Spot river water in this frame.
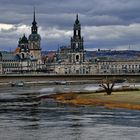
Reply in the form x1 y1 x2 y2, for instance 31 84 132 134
0 84 140 140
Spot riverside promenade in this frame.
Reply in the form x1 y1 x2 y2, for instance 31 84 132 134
0 74 140 84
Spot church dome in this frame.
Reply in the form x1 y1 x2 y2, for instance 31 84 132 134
19 34 28 44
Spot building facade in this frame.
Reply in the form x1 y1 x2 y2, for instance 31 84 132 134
97 60 140 74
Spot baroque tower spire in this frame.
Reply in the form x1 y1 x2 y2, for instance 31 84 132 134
31 7 38 34
33 7 36 24
71 14 83 52
28 7 41 65
70 14 84 63
75 14 79 24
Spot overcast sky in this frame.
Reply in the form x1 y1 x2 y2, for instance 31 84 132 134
0 0 140 51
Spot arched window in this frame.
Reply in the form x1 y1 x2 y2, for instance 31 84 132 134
0 53 2 61
76 55 79 62
22 53 24 59
76 30 78 35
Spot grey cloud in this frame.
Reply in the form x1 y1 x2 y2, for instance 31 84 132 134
0 0 140 51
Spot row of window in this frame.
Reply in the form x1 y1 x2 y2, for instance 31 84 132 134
3 63 19 67
64 68 89 74
100 64 140 69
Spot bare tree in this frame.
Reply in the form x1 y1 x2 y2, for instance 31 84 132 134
99 77 116 95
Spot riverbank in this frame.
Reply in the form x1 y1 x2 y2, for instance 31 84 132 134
48 90 140 110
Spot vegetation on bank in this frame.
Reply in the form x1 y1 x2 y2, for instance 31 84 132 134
48 88 140 110
82 91 140 105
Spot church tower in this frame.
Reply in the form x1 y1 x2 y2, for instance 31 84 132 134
70 14 84 63
28 8 42 67
17 34 30 60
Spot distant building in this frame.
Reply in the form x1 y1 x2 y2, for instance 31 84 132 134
0 51 20 74
97 59 140 74
0 9 42 74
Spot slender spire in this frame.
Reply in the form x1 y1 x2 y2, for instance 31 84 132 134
76 14 78 20
75 14 80 24
34 7 35 22
31 7 37 34
32 7 37 25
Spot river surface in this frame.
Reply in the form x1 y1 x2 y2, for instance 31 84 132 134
0 83 140 140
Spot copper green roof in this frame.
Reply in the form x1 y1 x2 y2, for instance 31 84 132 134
19 34 28 44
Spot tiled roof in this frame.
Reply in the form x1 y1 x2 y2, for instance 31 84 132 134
0 51 37 62
0 52 19 61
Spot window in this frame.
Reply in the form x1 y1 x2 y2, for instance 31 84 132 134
76 30 78 35
22 53 24 59
76 43 78 48
76 55 79 62
76 70 79 74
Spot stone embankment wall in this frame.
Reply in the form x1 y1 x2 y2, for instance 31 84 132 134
0 74 140 84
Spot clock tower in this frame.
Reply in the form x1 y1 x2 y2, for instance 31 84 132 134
28 8 42 67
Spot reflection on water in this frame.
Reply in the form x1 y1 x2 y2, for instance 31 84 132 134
0 84 140 140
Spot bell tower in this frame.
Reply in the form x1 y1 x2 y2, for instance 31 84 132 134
71 14 84 52
28 8 42 68
18 34 29 59
70 14 84 63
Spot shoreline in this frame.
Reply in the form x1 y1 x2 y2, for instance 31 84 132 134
0 80 99 87
47 90 140 110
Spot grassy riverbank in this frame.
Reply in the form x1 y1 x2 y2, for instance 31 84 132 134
48 90 140 110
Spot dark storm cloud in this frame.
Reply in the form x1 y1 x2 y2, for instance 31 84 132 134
2 0 140 26
0 0 140 51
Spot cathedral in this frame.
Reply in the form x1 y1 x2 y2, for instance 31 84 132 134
54 15 96 74
14 8 42 72
57 14 85 64
16 8 42 67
